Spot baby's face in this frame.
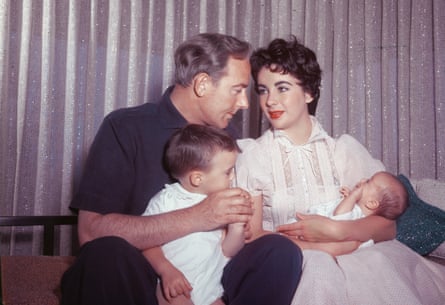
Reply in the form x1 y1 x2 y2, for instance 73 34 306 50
353 175 382 206
199 150 238 194
355 172 395 207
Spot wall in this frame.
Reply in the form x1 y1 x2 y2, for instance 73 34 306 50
0 0 444 255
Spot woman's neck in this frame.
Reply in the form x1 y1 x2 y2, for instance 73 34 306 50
285 115 313 145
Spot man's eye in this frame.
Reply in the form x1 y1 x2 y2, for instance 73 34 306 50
232 88 243 95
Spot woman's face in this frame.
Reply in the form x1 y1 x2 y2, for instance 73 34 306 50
256 67 313 133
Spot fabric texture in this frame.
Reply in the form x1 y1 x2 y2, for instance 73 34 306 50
70 86 239 216
236 118 445 304
292 240 445 305
70 86 186 215
143 183 228 305
3 1 444 257
61 236 159 305
307 198 364 220
307 199 374 249
396 175 445 255
236 116 385 231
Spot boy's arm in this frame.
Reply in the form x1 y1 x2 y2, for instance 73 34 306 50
222 194 272 256
222 222 245 257
143 247 192 301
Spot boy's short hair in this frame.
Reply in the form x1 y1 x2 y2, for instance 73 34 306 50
164 124 240 180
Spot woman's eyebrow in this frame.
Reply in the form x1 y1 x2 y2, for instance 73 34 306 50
274 80 293 86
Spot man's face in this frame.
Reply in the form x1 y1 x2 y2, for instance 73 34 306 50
200 57 250 129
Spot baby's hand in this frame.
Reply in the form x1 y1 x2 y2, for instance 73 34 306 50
339 186 350 198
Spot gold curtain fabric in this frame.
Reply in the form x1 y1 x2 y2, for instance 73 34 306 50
1 0 444 255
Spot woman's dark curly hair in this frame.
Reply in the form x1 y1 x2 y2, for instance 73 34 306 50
250 36 322 115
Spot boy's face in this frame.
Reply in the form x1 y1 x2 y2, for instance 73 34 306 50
199 150 238 194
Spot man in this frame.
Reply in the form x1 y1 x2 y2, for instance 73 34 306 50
61 33 302 305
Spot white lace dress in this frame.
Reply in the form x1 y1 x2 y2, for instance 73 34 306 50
236 116 384 230
236 116 445 305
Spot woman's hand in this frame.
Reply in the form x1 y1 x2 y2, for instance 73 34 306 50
276 213 344 242
277 212 396 243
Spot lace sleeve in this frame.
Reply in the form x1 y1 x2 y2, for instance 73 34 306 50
235 138 271 196
334 134 385 189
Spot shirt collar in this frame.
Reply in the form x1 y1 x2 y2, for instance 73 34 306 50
272 116 329 146
157 86 188 129
157 85 240 139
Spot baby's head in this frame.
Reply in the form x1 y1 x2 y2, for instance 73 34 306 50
164 124 240 194
359 172 408 220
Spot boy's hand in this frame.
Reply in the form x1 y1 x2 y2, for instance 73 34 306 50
160 266 192 302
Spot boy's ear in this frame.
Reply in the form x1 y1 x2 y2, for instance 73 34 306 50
190 171 203 187
193 73 210 97
365 200 380 211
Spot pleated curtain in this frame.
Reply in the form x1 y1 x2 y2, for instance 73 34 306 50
0 0 444 255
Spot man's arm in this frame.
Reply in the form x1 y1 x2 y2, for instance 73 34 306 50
276 213 395 243
78 187 254 249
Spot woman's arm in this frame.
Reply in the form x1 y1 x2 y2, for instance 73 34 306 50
293 239 361 256
276 213 396 243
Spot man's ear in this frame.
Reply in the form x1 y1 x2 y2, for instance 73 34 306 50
190 171 203 187
193 73 210 97
365 200 380 211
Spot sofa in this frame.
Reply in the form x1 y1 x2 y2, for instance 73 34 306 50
1 177 444 305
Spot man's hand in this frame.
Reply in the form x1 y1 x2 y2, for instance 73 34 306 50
243 221 252 241
194 187 253 231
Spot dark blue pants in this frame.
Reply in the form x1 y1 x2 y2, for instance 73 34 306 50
61 234 302 305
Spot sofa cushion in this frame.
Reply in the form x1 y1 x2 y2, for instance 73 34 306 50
396 175 445 255
0 256 75 305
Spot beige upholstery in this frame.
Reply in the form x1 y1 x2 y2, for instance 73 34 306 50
0 256 74 305
0 178 443 304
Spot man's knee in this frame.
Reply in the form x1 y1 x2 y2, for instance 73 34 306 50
254 234 302 259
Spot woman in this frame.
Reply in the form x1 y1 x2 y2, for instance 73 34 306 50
236 36 445 304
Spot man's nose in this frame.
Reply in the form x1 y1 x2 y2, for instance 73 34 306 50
237 91 249 109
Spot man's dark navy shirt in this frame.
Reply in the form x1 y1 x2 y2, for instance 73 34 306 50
71 87 239 215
